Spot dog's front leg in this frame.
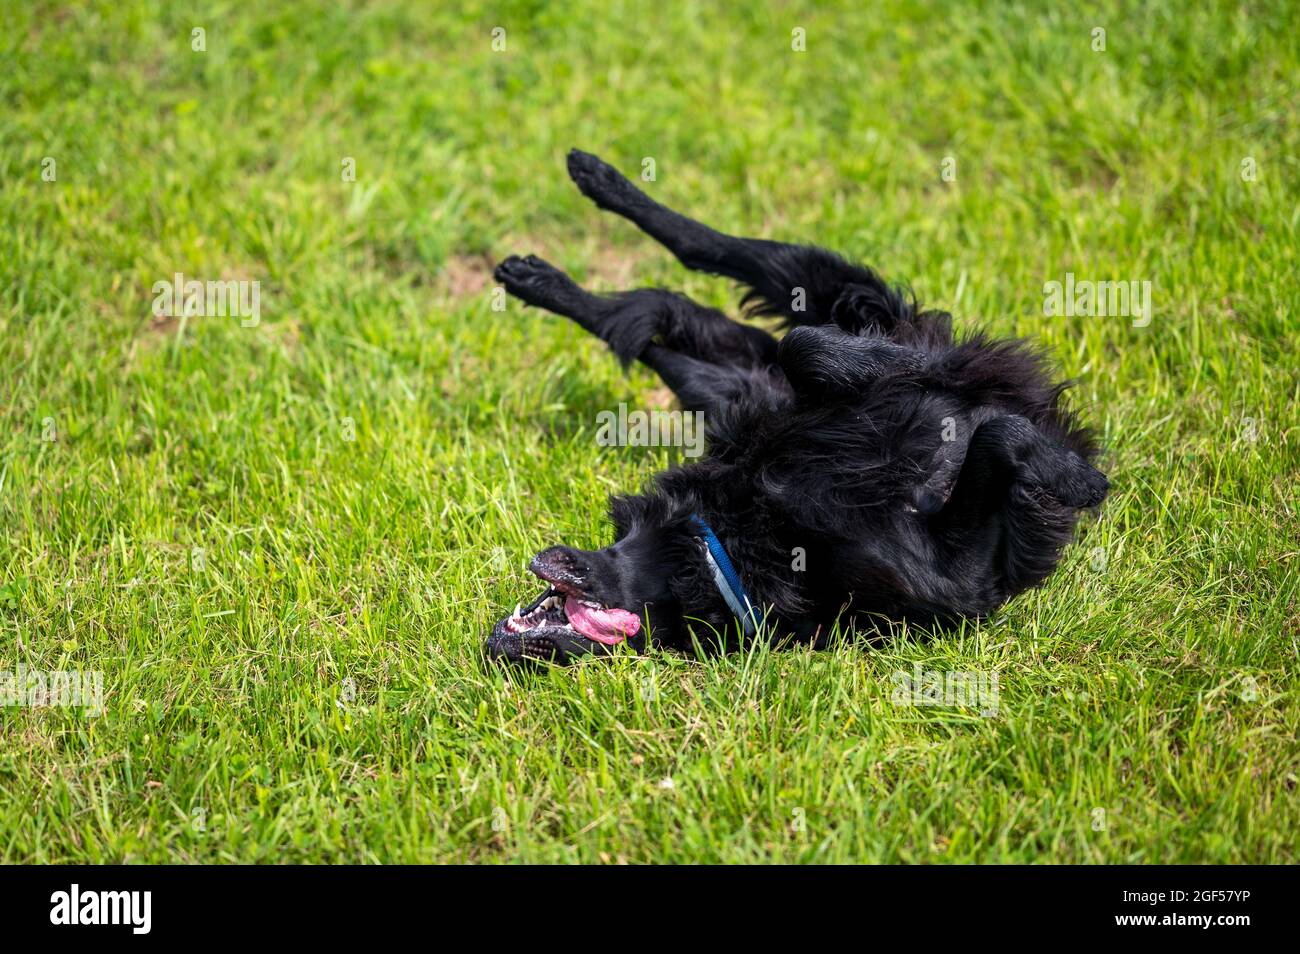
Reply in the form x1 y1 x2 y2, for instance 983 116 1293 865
930 414 1108 594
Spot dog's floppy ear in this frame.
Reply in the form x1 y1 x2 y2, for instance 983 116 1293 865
778 325 925 397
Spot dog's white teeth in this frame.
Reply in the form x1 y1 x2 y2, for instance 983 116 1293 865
513 603 521 618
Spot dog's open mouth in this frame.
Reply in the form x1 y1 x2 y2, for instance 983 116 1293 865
486 560 641 662
503 585 639 644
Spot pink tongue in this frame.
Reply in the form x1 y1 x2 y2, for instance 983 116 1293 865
564 595 641 645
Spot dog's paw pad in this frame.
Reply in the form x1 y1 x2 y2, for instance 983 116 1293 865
493 254 570 306
492 255 523 283
495 254 552 281
566 149 637 208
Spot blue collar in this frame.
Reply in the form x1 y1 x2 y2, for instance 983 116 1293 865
690 516 763 636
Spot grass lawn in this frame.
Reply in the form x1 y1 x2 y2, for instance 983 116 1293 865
1 0 1297 863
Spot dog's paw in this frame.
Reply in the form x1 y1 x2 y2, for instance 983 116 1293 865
1023 443 1110 510
567 149 641 210
1057 461 1109 510
493 254 566 304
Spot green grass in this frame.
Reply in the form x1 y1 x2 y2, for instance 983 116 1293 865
1 0 1297 863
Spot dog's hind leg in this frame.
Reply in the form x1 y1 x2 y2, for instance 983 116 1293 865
565 149 932 338
494 254 777 369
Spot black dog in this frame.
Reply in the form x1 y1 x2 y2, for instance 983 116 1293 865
486 150 1108 664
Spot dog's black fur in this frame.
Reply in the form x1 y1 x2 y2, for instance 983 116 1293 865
485 150 1108 664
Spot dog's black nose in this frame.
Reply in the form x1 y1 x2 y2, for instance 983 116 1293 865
529 546 591 588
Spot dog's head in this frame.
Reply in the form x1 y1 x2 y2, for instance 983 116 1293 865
485 497 709 664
